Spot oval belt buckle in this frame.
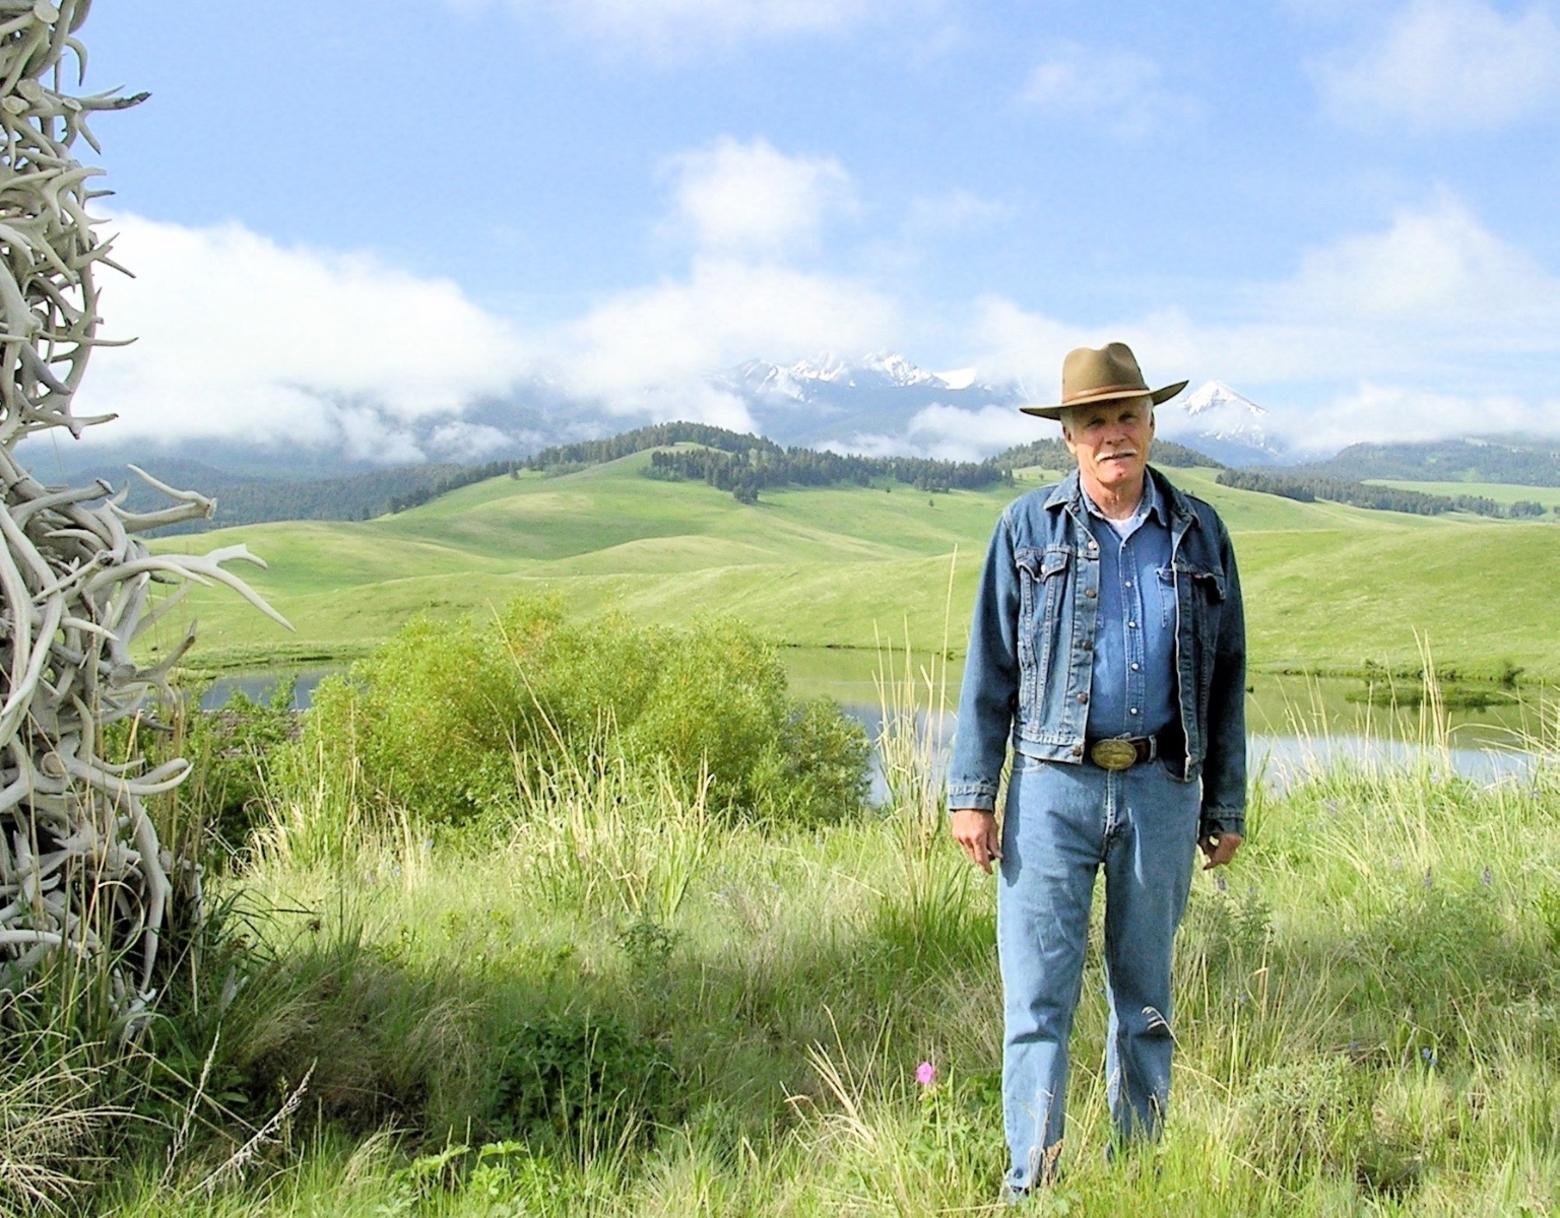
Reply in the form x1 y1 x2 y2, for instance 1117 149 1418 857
1089 738 1137 771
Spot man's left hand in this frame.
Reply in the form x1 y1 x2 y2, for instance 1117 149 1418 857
1199 830 1243 870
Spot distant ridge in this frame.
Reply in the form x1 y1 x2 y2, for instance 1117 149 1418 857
42 419 1226 533
1283 437 1560 487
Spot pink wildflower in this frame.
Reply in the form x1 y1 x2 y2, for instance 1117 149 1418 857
915 1061 937 1086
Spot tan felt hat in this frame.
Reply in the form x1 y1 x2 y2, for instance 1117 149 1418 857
1019 341 1188 419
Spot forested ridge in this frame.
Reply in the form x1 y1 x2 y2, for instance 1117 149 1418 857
1216 468 1553 518
1292 437 1560 486
60 458 474 536
90 420 1553 533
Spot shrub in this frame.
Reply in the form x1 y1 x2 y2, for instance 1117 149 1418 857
269 594 871 830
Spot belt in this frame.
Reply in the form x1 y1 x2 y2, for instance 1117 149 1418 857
1084 727 1182 771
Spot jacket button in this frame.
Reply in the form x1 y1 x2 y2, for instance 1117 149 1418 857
1085 587 1097 599
1071 744 1084 757
1081 639 1093 651
1077 692 1088 704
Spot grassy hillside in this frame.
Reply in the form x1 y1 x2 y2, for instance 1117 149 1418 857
145 446 1560 680
1365 479 1560 510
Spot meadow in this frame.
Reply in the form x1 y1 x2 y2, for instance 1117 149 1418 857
145 447 1560 684
4 451 1544 1215
1364 481 1560 510
7 607 1557 1217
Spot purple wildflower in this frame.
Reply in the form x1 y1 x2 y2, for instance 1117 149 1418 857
915 1061 937 1087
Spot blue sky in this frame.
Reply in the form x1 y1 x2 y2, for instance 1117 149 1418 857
65 0 1560 460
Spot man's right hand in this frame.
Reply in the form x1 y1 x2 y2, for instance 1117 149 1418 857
950 808 1002 875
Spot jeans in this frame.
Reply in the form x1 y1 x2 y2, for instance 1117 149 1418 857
997 752 1201 1189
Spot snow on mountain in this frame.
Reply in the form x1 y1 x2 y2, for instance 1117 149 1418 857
789 352 854 385
861 350 942 387
1160 380 1285 465
713 352 1026 448
733 351 950 396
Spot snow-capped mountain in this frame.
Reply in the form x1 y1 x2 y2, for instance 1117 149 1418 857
1159 380 1285 466
715 352 1024 448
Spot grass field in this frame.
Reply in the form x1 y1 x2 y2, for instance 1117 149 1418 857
145 447 1560 681
59 653 1560 1218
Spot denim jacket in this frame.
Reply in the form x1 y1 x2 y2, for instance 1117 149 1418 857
946 465 1247 837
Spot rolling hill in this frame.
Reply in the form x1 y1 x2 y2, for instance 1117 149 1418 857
143 445 1560 682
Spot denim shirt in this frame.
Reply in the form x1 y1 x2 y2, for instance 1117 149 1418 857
945 465 1248 837
1078 477 1177 739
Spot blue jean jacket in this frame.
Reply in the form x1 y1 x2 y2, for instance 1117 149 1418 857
946 466 1247 837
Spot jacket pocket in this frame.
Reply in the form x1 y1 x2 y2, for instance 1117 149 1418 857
1156 565 1177 628
1014 546 1070 715
1190 568 1226 601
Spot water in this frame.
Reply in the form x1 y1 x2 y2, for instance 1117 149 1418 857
841 702 1544 806
200 654 1550 805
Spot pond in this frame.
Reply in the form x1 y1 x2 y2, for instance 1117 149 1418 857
200 648 1551 805
780 646 1550 801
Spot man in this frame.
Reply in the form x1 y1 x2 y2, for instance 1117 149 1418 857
945 341 1247 1195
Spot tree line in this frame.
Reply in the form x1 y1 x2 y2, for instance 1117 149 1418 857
385 458 522 514
523 421 782 471
643 443 1011 502
1294 438 1560 486
1215 469 1554 519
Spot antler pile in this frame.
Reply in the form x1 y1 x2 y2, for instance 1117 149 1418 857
0 0 288 1018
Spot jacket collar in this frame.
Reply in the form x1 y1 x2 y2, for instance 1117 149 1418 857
1044 464 1197 531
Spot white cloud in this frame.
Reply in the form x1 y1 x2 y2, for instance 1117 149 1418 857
1282 194 1560 330
1019 40 1200 138
1273 383 1560 453
822 403 1044 463
461 0 896 54
551 256 899 421
55 207 900 456
909 403 1043 460
428 420 517 461
336 407 427 465
76 214 532 459
662 137 856 255
1314 0 1560 130
965 194 1560 410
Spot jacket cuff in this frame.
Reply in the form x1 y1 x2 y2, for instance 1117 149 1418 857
1199 809 1245 837
946 781 998 815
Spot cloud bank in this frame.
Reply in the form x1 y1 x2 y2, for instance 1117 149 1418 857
65 178 1560 467
75 215 533 460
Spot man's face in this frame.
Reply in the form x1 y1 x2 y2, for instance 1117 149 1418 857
1061 397 1155 492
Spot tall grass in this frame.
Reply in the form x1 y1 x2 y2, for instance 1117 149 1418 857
24 611 1555 1215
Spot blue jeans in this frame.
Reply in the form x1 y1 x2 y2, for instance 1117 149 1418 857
997 754 1201 1189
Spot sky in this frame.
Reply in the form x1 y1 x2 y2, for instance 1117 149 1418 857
53 0 1560 461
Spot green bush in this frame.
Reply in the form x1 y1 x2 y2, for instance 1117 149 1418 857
269 593 871 829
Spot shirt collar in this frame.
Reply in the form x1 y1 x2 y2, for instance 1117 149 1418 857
1080 473 1162 527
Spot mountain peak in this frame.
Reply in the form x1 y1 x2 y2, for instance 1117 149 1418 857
1180 380 1267 418
860 350 941 387
1160 380 1283 464
789 353 854 385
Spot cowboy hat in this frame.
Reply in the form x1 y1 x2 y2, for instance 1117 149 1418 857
1019 341 1188 419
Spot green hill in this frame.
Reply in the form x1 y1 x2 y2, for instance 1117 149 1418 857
1292 437 1560 486
144 446 1560 681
